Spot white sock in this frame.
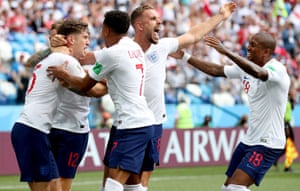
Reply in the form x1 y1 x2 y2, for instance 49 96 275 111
104 178 123 191
123 184 148 191
124 184 143 191
221 184 228 191
226 184 251 191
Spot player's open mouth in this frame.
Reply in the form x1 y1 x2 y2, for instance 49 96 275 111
154 28 160 39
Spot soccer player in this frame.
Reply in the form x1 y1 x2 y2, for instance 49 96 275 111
179 31 290 191
25 20 107 191
46 10 155 191
10 19 91 191
121 2 236 191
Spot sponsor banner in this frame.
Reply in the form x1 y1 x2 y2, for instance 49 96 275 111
1 128 300 175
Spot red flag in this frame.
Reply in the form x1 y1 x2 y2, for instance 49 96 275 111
203 0 212 16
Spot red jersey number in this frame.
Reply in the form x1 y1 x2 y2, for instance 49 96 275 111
136 64 144 96
26 64 42 95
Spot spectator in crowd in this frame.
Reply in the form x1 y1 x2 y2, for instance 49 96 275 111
197 115 213 128
283 89 298 172
211 83 235 106
273 87 298 172
10 52 31 104
7 6 27 33
175 1 190 35
282 22 299 59
236 114 248 128
28 9 48 33
174 96 194 129
99 111 113 129
166 64 187 104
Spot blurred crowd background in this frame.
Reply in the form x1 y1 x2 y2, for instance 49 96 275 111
0 0 299 128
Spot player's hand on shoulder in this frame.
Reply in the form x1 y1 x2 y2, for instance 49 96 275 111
58 79 71 88
47 60 69 81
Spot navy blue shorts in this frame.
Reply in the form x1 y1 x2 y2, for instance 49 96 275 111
10 123 59 182
103 126 117 166
142 124 163 171
106 125 154 174
48 128 89 178
226 142 284 186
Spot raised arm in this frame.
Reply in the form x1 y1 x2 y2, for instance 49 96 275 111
177 2 236 49
170 50 225 77
204 36 268 81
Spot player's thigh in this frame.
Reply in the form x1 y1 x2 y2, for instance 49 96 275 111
50 129 89 178
11 123 59 182
141 124 163 172
108 125 153 174
225 142 248 178
103 126 117 166
232 144 283 186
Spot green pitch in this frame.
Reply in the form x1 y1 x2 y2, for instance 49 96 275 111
1 163 299 191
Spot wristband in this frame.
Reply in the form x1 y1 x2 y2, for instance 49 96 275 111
182 52 191 63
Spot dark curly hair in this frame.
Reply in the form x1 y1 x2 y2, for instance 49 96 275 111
103 10 130 34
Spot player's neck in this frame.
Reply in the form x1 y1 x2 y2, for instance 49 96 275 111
105 34 126 47
55 47 71 55
134 36 151 52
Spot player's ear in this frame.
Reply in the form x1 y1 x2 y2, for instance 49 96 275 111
263 48 272 59
134 21 144 31
102 25 110 38
66 34 75 45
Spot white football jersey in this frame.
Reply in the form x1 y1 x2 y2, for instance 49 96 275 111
89 37 155 129
224 58 290 149
144 38 178 124
17 53 79 134
51 64 91 134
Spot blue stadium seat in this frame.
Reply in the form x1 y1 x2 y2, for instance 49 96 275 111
10 42 23 56
37 33 48 44
22 42 35 55
26 33 36 44
0 73 8 81
13 32 27 44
